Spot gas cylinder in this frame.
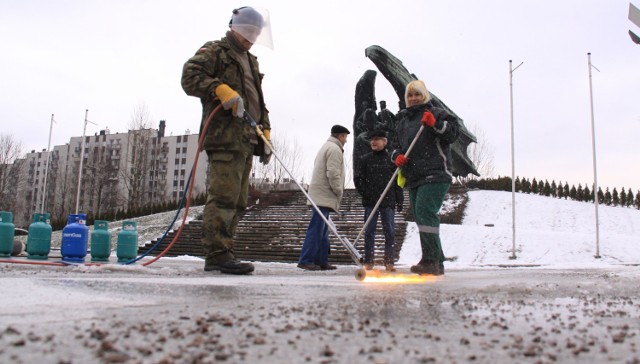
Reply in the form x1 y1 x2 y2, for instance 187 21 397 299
0 211 15 257
116 220 138 263
61 214 89 262
26 213 52 260
90 220 111 262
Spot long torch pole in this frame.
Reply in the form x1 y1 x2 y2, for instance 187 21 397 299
588 52 601 259
40 114 54 214
75 109 89 214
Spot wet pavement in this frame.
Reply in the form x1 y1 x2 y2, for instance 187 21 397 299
0 258 639 363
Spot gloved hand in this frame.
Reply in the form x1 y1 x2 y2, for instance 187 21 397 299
263 129 271 144
214 84 245 117
421 111 436 127
259 153 271 164
396 204 403 212
259 128 272 165
395 154 408 167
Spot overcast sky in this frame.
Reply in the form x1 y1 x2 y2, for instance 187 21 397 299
1 0 638 191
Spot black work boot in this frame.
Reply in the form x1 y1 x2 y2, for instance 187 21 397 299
297 263 321 271
410 261 442 276
319 263 337 270
205 259 254 275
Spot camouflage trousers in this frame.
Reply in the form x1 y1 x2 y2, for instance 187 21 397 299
202 149 253 264
408 182 450 263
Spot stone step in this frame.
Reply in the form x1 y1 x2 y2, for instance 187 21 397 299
140 189 409 265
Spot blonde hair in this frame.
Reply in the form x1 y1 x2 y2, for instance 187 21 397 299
404 80 431 107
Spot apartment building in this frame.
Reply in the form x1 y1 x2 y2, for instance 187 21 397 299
12 121 208 227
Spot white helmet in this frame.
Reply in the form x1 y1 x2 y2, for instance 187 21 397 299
229 7 273 49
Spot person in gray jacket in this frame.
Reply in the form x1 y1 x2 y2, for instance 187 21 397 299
297 125 350 271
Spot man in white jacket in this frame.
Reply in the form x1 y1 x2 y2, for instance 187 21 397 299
297 125 350 271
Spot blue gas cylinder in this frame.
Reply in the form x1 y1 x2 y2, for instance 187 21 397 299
90 220 111 262
0 211 15 257
117 220 138 263
61 213 89 262
26 213 52 260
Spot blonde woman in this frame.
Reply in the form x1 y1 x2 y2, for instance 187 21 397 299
391 80 460 276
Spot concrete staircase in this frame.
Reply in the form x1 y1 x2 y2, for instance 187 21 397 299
139 189 408 265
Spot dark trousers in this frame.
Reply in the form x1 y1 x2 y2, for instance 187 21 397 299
298 207 331 266
363 207 395 265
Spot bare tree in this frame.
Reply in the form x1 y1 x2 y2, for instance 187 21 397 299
11 160 29 225
50 153 76 225
47 142 121 224
84 146 120 218
128 102 153 131
251 132 304 190
122 102 154 211
0 134 24 211
457 123 495 184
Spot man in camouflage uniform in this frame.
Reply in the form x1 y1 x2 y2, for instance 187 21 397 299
181 7 272 274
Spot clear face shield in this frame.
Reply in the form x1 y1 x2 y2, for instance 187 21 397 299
229 7 273 49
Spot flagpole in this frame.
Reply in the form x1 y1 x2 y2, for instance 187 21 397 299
509 59 523 260
40 114 55 214
587 52 601 259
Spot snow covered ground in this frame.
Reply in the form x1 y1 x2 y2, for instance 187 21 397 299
401 190 640 269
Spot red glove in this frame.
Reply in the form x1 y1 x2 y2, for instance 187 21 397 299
421 111 436 127
395 154 408 167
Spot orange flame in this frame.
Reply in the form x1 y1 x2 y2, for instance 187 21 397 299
362 269 440 284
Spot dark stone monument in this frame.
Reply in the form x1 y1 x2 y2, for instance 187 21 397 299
353 45 480 179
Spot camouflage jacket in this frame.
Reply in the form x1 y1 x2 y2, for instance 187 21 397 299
181 36 270 153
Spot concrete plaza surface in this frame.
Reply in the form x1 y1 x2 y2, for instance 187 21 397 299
0 258 639 363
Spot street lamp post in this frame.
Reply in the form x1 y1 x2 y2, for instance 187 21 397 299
509 59 523 260
40 114 55 214
587 52 601 259
75 109 97 214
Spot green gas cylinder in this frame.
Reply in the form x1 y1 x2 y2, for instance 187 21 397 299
90 220 111 262
0 211 15 257
116 220 138 263
26 213 52 260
